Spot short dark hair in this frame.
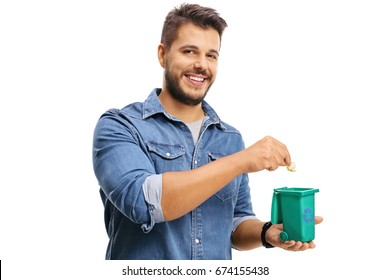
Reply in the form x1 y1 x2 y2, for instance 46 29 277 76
161 3 228 51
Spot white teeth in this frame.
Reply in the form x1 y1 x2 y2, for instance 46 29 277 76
189 76 204 82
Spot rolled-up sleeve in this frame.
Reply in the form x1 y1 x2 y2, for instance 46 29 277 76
232 216 258 233
142 174 165 223
93 110 157 232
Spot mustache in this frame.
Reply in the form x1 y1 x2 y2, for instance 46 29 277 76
192 69 208 77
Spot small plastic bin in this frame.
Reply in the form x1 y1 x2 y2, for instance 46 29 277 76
271 187 319 242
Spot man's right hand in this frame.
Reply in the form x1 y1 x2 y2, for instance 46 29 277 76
241 136 292 173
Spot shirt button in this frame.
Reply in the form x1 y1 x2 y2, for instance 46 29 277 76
194 160 198 165
165 152 171 157
195 239 200 244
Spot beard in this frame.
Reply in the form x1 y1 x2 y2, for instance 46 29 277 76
164 69 212 106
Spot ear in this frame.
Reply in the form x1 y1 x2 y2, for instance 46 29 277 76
157 43 166 68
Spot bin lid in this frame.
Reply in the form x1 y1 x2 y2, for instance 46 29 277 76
274 187 319 196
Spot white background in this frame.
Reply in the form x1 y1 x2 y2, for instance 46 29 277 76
1 0 389 279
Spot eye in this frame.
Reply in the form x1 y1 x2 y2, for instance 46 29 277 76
183 49 195 55
207 53 218 60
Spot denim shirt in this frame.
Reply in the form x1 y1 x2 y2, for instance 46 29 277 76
92 88 256 260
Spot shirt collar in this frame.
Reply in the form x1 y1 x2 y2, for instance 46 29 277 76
142 88 226 129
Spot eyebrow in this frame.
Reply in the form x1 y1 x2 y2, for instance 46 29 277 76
180 45 220 56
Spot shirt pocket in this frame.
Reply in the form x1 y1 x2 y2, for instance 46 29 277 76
146 142 186 173
208 152 238 201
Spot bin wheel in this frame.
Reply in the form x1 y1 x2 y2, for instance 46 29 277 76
280 231 288 242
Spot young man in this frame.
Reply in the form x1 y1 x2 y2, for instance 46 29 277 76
92 3 322 260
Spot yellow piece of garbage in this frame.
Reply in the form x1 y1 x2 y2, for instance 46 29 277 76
287 162 296 172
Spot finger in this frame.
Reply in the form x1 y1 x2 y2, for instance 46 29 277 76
272 142 290 167
265 157 280 171
283 150 291 167
267 153 289 171
308 241 316 249
266 163 278 171
315 216 323 225
283 241 310 252
281 240 296 250
276 141 291 166
299 242 310 251
292 241 303 250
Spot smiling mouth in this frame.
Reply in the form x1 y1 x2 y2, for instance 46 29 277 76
186 75 206 83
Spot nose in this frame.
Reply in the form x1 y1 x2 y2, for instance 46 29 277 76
194 55 208 70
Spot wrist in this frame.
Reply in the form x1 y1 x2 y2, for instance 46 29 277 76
261 221 274 248
236 149 251 174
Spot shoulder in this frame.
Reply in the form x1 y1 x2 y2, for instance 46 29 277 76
202 101 242 136
219 120 241 135
98 89 161 122
97 99 144 123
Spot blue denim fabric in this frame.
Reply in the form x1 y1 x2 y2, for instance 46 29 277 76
92 88 256 260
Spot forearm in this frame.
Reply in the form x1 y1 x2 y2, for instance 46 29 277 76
231 219 264 250
161 135 291 221
161 149 247 221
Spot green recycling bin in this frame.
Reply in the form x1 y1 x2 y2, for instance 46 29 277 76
271 187 319 242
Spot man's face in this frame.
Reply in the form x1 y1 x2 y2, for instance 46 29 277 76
161 23 220 106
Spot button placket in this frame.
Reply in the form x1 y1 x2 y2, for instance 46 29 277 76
195 207 203 259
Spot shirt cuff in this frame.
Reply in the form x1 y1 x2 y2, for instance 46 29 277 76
232 215 258 232
142 174 165 224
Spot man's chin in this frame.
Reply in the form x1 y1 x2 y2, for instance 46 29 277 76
180 96 205 106
184 87 210 102
167 81 210 106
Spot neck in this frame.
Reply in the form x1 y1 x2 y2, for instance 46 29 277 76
158 90 205 123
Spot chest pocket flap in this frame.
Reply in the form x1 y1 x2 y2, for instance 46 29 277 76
146 142 185 159
146 142 186 173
